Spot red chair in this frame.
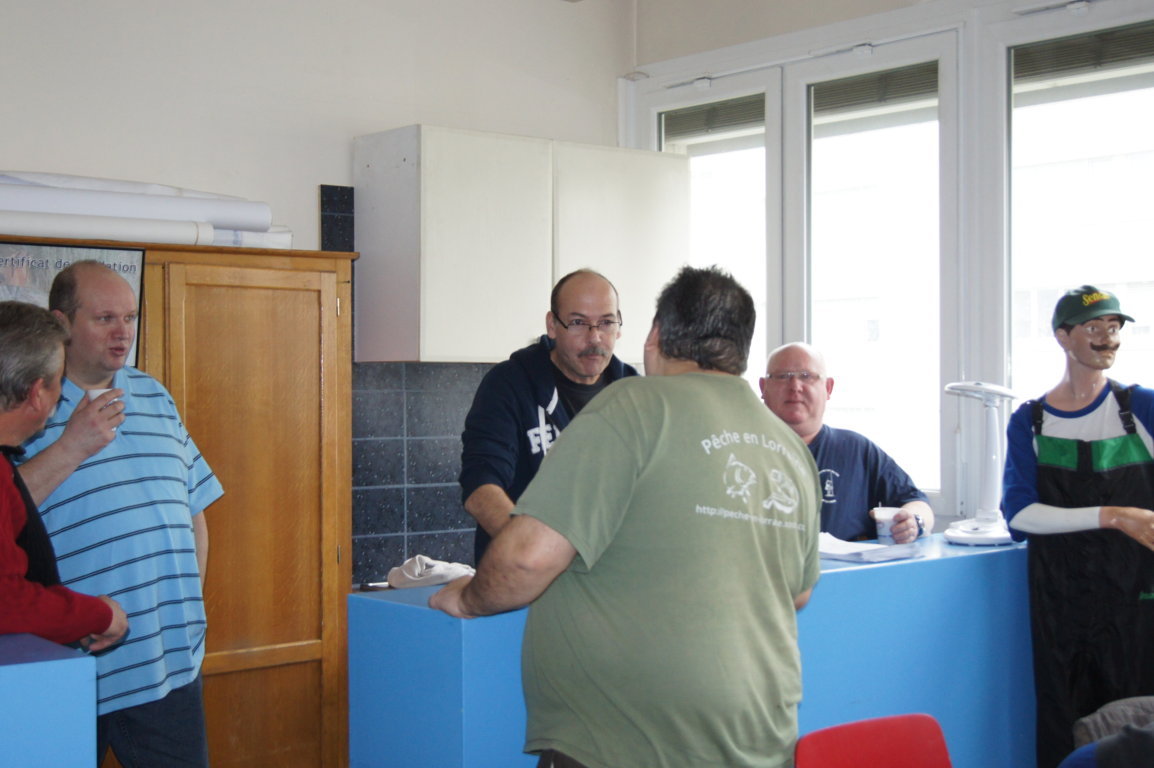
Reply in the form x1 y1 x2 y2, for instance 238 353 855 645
794 713 953 768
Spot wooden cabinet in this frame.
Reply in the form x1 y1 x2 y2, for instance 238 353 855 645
0 235 354 767
353 125 689 365
141 245 354 768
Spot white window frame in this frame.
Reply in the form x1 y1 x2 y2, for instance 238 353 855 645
629 68 783 345
782 30 959 512
621 0 1154 523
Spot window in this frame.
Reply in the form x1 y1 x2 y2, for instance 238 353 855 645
808 62 941 488
661 94 768 389
627 0 1154 521
1009 21 1154 398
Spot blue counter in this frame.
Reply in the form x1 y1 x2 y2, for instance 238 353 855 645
798 536 1034 768
349 586 534 768
0 633 96 767
349 534 1034 767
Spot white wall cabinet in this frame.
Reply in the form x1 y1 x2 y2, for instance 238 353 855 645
354 125 553 362
353 125 688 364
553 141 689 365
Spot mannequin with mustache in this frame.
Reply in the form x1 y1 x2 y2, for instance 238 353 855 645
1001 285 1154 768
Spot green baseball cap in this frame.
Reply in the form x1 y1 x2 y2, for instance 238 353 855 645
1051 285 1135 331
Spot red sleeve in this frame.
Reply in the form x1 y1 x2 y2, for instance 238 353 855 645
0 473 112 644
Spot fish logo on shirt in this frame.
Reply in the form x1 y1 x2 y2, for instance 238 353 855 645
724 454 757 502
723 456 800 515
763 469 800 514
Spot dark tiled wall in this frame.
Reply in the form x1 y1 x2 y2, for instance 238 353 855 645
351 361 491 584
319 185 355 253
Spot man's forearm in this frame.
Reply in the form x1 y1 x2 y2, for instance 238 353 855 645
19 392 123 505
193 513 209 588
1013 503 1099 533
18 443 89 506
1011 503 1154 551
432 515 576 619
464 484 516 537
459 560 553 617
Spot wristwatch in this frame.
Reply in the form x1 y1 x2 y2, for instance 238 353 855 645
914 513 926 538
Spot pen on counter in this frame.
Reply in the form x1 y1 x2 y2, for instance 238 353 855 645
356 581 389 591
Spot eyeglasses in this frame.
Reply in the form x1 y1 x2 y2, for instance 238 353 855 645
552 312 621 334
764 371 823 384
1080 322 1122 338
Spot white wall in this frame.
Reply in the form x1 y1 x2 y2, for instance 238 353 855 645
1 0 633 248
635 0 923 64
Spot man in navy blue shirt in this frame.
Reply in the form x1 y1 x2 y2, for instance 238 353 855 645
459 270 639 562
760 342 932 542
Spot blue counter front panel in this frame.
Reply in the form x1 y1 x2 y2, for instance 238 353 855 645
349 587 535 768
349 535 1035 767
0 633 96 767
798 537 1035 768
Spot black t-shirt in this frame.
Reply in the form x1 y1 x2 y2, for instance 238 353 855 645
3 446 61 586
552 363 610 418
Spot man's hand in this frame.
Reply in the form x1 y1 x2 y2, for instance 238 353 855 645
63 389 126 456
20 389 126 504
428 576 476 619
889 510 919 544
428 515 576 619
86 595 128 652
1102 506 1154 551
888 501 934 544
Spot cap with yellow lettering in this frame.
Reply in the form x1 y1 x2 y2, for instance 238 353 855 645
1052 285 1135 331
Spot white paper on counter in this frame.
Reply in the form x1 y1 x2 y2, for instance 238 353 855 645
0 210 214 246
818 532 923 563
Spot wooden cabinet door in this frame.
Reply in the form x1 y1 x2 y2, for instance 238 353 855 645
161 262 350 767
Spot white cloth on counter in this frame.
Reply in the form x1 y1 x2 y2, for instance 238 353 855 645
386 555 475 588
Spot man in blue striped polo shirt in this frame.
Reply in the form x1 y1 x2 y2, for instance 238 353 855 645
18 260 223 768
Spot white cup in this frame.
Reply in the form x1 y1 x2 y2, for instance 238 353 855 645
874 507 902 544
87 388 113 402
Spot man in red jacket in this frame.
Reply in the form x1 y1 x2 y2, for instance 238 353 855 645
0 300 127 650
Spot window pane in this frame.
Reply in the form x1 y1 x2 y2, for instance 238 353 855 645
687 147 766 387
1010 23 1154 400
662 102 767 389
809 64 941 490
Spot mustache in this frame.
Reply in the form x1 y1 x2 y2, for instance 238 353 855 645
579 346 609 358
1091 343 1120 353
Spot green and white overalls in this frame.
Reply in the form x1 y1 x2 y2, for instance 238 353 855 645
1027 381 1154 768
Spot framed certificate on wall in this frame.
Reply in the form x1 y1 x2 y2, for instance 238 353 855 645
0 242 144 365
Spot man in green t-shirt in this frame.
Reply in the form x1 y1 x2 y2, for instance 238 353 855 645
432 265 821 768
